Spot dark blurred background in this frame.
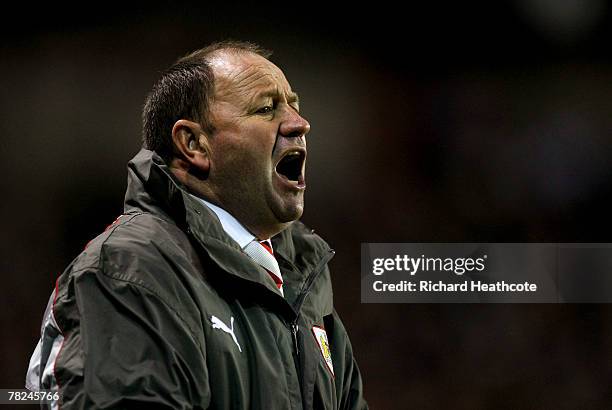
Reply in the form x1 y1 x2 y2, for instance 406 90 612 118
2 1 612 408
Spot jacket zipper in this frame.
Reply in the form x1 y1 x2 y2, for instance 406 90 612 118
288 249 335 358
291 323 300 356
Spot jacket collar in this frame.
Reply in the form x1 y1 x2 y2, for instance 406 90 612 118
123 149 333 307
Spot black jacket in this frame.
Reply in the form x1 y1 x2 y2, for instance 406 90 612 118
27 149 367 409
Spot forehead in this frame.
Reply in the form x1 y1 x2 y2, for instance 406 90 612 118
209 52 292 101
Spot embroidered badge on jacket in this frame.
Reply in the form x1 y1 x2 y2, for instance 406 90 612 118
312 325 334 376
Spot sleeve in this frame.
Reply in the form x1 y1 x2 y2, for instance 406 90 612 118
42 269 210 409
325 309 368 410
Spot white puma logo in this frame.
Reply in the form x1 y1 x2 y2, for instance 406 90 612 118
211 315 242 352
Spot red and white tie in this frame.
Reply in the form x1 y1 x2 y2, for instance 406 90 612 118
243 240 284 296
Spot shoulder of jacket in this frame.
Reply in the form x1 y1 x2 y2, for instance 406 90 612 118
68 211 200 297
86 211 185 254
56 212 206 338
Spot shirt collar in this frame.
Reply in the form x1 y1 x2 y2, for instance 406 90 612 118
190 195 256 249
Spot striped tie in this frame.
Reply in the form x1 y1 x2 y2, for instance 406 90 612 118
243 240 284 296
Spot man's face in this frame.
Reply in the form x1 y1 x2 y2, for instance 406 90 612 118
205 52 310 238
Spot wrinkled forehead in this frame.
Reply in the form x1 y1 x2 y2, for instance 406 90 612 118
209 52 292 101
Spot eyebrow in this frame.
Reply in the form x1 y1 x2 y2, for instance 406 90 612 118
253 89 300 105
287 91 300 104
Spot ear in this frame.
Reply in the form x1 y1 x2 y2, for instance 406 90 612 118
171 119 211 177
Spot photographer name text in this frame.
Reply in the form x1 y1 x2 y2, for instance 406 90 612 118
373 280 537 292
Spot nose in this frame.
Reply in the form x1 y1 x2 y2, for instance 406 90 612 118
279 107 310 139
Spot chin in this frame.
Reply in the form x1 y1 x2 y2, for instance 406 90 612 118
274 203 304 224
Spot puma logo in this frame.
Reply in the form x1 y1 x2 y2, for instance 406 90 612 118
211 315 242 352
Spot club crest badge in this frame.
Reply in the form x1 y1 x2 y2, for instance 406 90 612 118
312 325 334 376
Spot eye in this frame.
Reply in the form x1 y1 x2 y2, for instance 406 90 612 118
255 106 274 114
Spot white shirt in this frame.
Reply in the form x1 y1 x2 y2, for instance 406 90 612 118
190 196 283 295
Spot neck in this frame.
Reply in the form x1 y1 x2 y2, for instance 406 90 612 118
171 167 288 239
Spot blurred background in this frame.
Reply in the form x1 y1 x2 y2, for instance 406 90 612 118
2 1 612 408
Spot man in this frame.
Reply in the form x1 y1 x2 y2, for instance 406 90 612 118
26 41 367 409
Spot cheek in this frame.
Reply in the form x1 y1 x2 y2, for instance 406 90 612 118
210 118 277 170
210 130 247 163
211 140 271 180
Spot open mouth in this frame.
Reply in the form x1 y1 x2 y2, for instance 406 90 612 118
275 149 306 187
